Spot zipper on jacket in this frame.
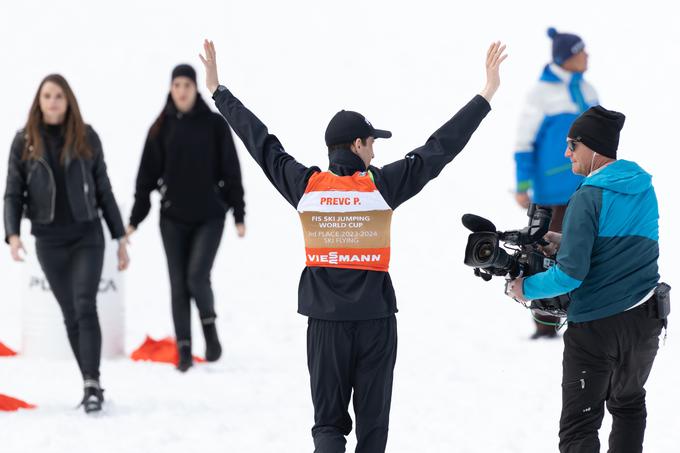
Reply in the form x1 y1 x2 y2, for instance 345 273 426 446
37 157 56 222
26 166 34 185
79 159 94 218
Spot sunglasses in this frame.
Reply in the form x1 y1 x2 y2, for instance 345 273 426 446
567 137 582 152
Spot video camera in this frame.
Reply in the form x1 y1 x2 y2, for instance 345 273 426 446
461 204 570 317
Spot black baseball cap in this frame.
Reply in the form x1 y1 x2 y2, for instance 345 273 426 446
324 110 392 146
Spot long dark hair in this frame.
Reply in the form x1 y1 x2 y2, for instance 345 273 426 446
22 74 91 162
148 94 173 139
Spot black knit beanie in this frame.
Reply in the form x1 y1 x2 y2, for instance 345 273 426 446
568 106 625 159
171 64 197 85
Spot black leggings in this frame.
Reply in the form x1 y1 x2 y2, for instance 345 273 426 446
35 222 105 380
160 216 224 343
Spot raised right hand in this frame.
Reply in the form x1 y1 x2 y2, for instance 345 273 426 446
8 235 26 262
199 39 220 94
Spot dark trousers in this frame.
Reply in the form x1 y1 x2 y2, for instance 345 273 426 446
307 315 397 453
160 216 224 343
35 223 105 380
533 204 567 331
559 302 663 453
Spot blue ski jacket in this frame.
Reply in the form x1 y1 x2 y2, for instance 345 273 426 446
524 160 659 322
514 64 598 205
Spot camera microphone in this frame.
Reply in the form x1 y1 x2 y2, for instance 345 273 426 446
461 214 497 233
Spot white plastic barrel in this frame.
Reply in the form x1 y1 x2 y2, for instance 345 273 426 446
20 219 125 359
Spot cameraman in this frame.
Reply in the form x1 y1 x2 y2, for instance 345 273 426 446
506 106 666 453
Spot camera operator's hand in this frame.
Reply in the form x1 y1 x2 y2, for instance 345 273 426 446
540 231 562 256
505 277 529 303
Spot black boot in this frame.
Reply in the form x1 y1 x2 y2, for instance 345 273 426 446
177 340 193 372
531 313 560 339
202 319 222 362
81 379 104 414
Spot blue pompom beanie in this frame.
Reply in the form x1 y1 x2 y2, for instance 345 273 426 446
547 27 585 65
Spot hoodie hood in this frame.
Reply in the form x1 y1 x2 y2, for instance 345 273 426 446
582 159 651 194
163 93 212 117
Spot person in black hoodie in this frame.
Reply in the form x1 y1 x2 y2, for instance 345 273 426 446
199 40 506 452
4 74 128 413
127 64 245 372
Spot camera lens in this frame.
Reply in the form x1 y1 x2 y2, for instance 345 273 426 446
474 240 495 264
464 232 506 270
477 242 494 260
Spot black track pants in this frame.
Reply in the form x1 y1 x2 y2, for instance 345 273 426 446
35 223 105 380
559 302 663 453
307 315 397 453
160 216 224 343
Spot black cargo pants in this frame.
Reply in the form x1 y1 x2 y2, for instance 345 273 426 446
559 300 664 453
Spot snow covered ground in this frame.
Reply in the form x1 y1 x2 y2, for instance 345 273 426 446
1 1 678 452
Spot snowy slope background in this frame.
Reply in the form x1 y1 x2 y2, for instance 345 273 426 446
1 1 678 452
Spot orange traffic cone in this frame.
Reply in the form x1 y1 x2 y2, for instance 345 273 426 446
130 336 204 365
0 394 36 411
0 342 17 357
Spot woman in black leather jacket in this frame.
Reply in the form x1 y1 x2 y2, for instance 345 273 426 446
126 64 245 372
3 74 128 413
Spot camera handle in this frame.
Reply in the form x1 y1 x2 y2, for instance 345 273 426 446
474 268 493 281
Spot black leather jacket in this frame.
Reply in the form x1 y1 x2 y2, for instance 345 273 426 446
4 125 125 242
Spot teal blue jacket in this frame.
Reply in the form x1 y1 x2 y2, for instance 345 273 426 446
524 160 659 322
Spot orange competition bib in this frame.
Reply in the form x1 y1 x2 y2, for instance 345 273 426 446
297 171 393 272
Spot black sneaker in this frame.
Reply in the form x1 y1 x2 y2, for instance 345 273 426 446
177 341 193 372
202 319 222 362
81 379 104 414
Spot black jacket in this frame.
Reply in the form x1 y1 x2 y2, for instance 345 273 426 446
129 94 245 227
4 125 125 242
213 86 490 320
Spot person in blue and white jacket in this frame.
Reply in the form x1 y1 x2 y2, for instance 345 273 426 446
514 27 599 337
506 106 665 453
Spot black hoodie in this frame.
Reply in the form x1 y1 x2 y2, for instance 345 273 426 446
213 86 490 321
130 94 245 227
